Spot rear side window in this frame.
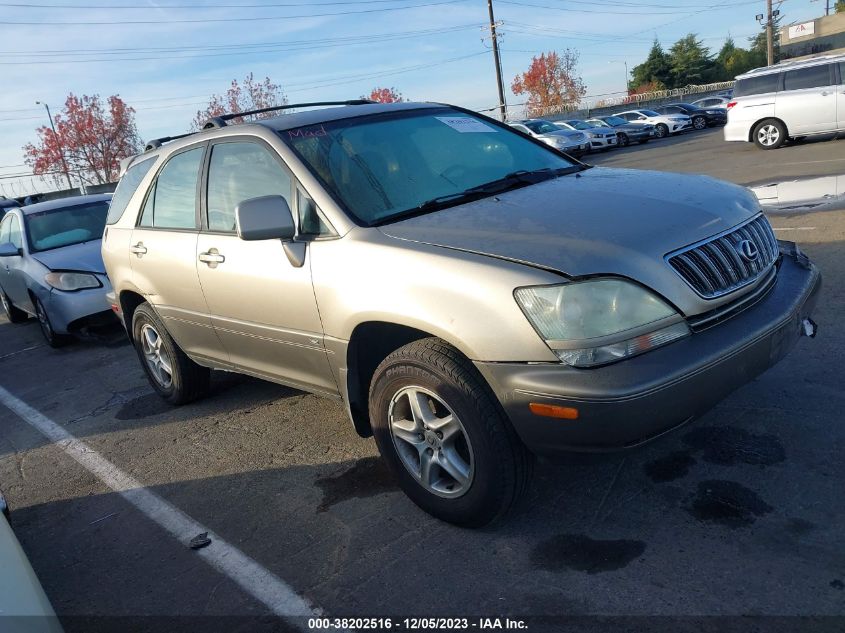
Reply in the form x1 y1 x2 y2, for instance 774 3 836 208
783 64 831 91
734 74 780 97
107 156 155 225
206 142 292 233
139 147 204 229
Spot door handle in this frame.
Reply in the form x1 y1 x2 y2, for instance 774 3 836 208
130 242 147 256
198 249 225 267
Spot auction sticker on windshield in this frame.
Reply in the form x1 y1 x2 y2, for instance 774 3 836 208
435 116 497 133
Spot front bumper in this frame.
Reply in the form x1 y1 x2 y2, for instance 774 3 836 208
476 247 821 454
670 121 692 133
43 274 116 334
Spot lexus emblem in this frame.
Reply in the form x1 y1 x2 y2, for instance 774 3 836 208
737 239 759 262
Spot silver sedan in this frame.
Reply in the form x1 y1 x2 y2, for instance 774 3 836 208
0 194 116 346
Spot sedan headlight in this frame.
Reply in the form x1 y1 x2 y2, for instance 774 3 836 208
514 279 690 367
44 271 101 291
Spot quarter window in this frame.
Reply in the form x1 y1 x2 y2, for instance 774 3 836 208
206 142 292 232
734 74 780 97
783 65 831 91
107 156 156 225
140 147 204 229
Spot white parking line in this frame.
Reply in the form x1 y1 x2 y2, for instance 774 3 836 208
0 384 319 627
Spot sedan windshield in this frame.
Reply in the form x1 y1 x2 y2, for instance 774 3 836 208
282 108 578 225
25 201 109 252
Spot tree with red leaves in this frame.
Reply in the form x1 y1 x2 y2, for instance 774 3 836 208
511 51 586 118
191 73 287 130
23 94 141 187
363 87 404 103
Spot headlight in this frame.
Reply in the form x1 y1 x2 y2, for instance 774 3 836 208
44 271 101 291
514 279 690 367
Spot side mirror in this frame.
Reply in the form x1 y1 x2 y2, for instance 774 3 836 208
0 242 20 257
235 196 296 242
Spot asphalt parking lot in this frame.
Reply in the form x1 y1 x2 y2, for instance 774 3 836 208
1 127 844 632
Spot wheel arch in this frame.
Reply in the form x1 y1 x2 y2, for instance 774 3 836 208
344 321 464 438
118 289 147 341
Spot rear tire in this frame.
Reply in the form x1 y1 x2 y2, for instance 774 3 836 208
654 124 669 138
753 119 787 149
1 290 28 324
369 337 533 527
132 302 210 405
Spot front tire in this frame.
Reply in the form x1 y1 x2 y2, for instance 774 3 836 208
35 297 70 347
1 290 28 324
692 116 707 130
369 338 533 527
617 133 629 147
654 123 669 138
132 303 210 405
753 119 787 149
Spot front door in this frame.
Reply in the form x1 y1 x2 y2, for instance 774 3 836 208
129 143 226 363
196 139 337 395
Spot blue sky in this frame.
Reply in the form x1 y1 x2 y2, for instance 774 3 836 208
0 0 820 196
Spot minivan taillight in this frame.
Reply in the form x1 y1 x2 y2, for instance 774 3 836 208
726 101 737 109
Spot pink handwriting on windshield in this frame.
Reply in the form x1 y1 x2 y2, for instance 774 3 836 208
289 125 328 139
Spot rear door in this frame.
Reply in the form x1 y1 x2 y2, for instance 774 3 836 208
195 138 338 395
129 143 226 363
776 63 837 134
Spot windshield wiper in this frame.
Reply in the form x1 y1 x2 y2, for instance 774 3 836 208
372 166 586 226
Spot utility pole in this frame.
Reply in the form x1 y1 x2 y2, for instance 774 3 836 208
36 101 73 190
766 0 774 66
487 0 507 121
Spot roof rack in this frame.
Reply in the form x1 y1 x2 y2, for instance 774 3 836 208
201 99 374 130
743 53 842 75
143 132 194 152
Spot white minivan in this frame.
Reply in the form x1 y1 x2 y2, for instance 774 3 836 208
724 53 845 149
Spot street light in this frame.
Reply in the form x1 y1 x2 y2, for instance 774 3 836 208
608 60 629 94
35 101 73 190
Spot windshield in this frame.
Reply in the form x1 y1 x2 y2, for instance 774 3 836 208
524 120 560 134
25 201 109 252
282 108 577 225
602 117 626 126
640 110 661 117
567 121 593 130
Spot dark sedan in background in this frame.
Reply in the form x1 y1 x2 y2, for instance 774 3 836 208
653 103 727 130
585 115 656 146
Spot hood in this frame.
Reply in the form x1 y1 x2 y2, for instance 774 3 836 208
31 239 105 274
379 167 762 315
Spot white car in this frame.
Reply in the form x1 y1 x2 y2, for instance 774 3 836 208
508 119 590 156
613 109 692 138
723 53 845 149
690 96 732 109
556 120 618 151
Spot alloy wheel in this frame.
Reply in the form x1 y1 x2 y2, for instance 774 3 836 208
1 293 10 317
757 124 780 147
36 300 52 340
694 117 706 130
140 323 173 389
388 386 474 498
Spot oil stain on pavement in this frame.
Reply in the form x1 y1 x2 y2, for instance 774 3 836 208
315 456 398 512
531 534 646 574
688 480 773 527
682 426 786 466
644 451 697 483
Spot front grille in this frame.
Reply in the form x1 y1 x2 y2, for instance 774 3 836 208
666 214 779 299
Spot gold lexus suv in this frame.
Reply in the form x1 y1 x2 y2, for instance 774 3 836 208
103 100 820 526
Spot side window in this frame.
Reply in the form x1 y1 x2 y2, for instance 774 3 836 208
840 62 845 84
206 142 292 232
107 156 156 225
140 147 204 229
0 216 10 244
8 215 22 249
783 65 832 91
735 74 780 97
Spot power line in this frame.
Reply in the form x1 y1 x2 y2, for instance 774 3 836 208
0 0 469 25
498 0 761 15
